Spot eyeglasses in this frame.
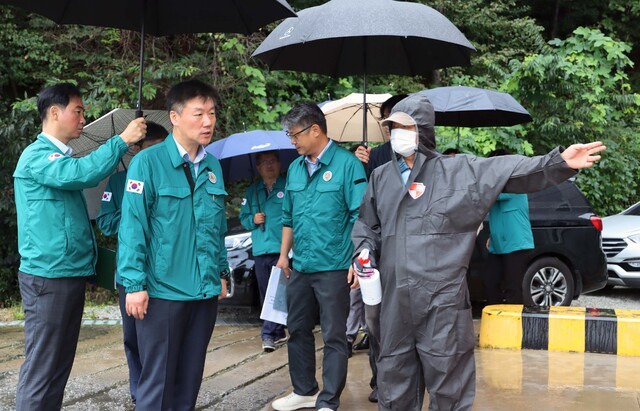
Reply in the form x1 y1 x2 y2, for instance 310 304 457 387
285 124 313 140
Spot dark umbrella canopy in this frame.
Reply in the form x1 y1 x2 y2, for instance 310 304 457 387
418 86 533 127
0 0 296 35
251 0 475 77
2 0 296 115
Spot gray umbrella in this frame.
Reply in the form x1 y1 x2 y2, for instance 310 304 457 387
2 0 296 116
251 0 475 143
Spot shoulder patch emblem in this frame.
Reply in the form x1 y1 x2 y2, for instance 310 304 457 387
102 192 113 202
408 182 425 200
208 172 217 184
126 179 144 194
241 198 247 205
322 171 332 182
277 191 284 199
48 152 62 161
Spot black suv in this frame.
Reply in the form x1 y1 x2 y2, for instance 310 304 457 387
468 179 607 305
222 179 607 308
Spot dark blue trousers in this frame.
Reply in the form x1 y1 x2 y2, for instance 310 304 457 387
134 297 218 411
117 284 142 403
286 270 350 410
16 272 86 411
254 253 286 340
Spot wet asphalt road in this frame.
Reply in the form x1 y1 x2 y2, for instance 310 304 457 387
0 287 638 410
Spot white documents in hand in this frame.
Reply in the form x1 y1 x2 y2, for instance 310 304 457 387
260 266 288 326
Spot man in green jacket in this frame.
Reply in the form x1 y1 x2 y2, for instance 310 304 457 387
117 80 229 411
239 150 287 352
13 83 146 411
271 103 367 411
95 121 167 406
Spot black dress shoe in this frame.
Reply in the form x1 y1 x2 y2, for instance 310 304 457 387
368 387 378 403
353 334 370 351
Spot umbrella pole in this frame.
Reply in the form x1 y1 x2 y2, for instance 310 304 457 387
362 45 368 147
135 0 146 118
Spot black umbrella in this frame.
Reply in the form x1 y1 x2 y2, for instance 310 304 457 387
1 0 296 116
251 0 475 144
417 86 533 148
418 86 533 127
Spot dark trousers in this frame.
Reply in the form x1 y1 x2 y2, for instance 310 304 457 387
364 302 380 390
254 253 286 340
117 284 142 403
483 249 531 304
286 269 350 410
135 297 218 411
16 272 86 411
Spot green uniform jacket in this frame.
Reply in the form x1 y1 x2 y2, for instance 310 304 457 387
488 193 534 254
117 136 228 301
96 170 126 284
283 142 367 273
96 170 126 237
13 134 129 278
239 176 286 256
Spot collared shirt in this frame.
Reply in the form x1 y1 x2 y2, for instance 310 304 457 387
397 156 411 185
174 136 207 175
305 139 333 177
41 132 73 156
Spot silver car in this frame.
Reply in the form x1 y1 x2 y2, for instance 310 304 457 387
602 202 640 287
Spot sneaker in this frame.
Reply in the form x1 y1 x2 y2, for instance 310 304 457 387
262 339 275 352
272 392 318 411
274 335 289 345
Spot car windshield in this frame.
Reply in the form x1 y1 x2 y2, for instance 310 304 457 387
622 202 640 216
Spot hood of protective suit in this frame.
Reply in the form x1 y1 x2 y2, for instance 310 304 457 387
385 93 437 154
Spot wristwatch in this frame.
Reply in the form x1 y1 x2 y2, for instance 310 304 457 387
220 267 231 281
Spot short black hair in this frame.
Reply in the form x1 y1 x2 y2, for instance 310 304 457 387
166 79 219 114
380 94 409 119
282 102 327 134
37 83 82 122
137 121 168 146
256 150 279 163
443 148 460 155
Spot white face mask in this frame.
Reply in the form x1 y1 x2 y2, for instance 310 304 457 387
390 128 418 157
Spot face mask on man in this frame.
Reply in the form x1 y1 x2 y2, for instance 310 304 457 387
390 128 418 157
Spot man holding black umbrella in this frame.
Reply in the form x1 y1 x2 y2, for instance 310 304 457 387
13 83 146 411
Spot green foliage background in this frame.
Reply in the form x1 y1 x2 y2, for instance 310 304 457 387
1 0 639 303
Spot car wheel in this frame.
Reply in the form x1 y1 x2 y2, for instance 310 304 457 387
522 257 575 307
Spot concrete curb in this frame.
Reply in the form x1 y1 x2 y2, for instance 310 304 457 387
479 304 640 356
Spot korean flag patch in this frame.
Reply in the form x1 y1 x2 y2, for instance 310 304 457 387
241 198 247 205
48 152 62 161
102 192 113 202
126 179 144 194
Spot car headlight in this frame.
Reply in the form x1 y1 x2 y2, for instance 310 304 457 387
225 232 252 250
628 234 640 244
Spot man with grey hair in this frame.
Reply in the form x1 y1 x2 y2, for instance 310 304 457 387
352 93 605 410
271 102 367 411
